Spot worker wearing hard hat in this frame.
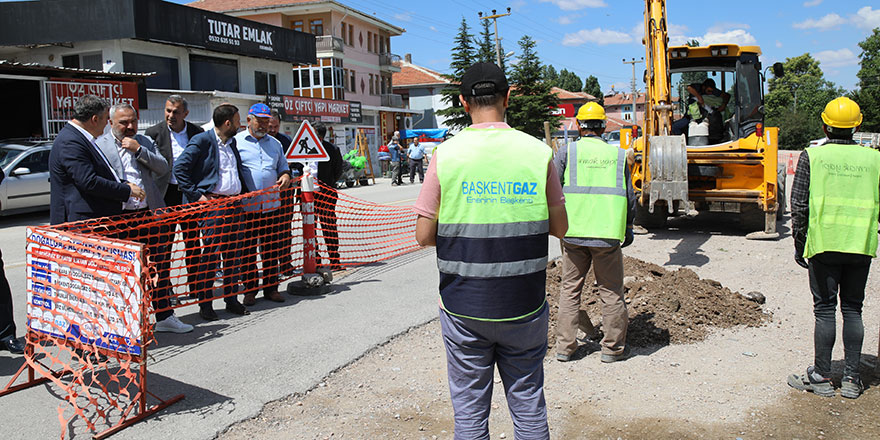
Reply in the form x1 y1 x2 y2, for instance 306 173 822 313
788 97 880 400
552 102 637 363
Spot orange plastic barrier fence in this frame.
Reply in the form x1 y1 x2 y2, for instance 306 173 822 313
3 176 420 438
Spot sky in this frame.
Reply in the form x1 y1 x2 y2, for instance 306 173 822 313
9 0 877 93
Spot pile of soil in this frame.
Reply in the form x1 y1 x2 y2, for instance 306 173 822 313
546 256 770 348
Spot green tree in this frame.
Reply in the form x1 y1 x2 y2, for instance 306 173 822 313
558 69 582 92
583 75 603 105
765 53 846 149
507 35 562 138
437 17 477 131
852 27 880 132
542 65 558 86
476 19 495 64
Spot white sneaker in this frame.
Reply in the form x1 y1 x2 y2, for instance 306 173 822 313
155 315 194 334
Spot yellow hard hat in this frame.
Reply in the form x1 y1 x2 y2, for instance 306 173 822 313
821 97 862 129
576 102 606 121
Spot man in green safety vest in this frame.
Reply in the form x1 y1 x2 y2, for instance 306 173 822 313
414 62 568 439
788 97 880 400
552 101 636 364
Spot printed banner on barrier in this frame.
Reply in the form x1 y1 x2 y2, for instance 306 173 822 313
25 227 144 356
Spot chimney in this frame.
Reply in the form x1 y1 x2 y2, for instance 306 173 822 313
404 53 412 63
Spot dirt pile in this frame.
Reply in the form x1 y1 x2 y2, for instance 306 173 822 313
546 256 771 348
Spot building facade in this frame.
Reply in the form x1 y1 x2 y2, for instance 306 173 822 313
391 54 451 131
191 0 412 167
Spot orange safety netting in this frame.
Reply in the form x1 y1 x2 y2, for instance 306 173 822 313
9 176 420 438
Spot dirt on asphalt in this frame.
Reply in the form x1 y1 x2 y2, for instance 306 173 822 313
218 210 880 440
545 256 770 350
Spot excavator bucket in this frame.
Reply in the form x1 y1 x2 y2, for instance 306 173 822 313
647 135 688 214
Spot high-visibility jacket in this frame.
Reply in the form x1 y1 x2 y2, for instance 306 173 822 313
562 137 627 241
435 126 552 321
687 94 724 120
804 143 880 258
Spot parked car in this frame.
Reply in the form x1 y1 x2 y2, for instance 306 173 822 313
0 139 52 215
603 130 621 147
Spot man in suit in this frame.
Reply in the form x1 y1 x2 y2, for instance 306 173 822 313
0 167 24 355
312 122 345 269
144 95 204 293
96 103 193 334
49 94 145 224
173 104 250 321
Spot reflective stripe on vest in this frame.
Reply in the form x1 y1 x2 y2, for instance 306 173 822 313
804 143 880 259
435 127 551 321
562 137 628 240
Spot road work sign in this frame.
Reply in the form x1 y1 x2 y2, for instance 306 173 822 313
286 119 330 162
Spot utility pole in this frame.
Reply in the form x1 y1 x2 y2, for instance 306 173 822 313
478 7 511 67
623 57 644 124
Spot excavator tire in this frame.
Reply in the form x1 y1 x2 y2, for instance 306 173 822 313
635 202 668 229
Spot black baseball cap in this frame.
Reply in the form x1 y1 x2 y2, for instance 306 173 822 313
460 62 509 97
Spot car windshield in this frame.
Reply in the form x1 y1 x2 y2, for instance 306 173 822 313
0 146 25 169
606 131 620 141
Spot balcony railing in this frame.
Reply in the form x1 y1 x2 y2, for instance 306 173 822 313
379 52 401 66
316 35 344 53
381 93 404 108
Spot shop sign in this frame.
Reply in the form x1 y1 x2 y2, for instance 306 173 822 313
267 95 362 124
46 78 139 122
205 16 275 55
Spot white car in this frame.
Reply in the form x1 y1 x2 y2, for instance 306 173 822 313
603 130 621 147
0 139 52 215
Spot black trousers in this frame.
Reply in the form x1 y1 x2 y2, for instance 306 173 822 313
241 209 284 294
0 249 15 340
114 209 175 321
315 189 340 267
808 251 871 378
196 201 244 309
163 184 203 289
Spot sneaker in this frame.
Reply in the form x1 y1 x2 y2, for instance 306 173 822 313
841 375 863 399
600 346 632 363
556 353 571 362
787 366 835 397
155 315 194 334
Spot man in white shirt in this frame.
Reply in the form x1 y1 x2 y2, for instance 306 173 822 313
173 104 250 321
96 103 193 334
144 95 205 297
236 104 291 305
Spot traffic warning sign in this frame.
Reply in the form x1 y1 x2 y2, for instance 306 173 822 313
286 119 330 162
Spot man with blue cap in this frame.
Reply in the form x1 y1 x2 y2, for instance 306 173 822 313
236 103 291 305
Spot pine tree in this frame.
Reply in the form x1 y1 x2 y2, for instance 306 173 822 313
507 35 562 138
542 65 558 86
558 69 582 92
437 17 477 131
476 19 495 64
583 75 603 105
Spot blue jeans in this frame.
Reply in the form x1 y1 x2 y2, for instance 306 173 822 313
439 305 549 440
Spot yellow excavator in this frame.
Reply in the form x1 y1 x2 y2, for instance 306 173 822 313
622 0 786 239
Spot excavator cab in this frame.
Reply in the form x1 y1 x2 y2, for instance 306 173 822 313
668 45 765 148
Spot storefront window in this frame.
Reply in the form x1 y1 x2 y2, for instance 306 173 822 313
123 52 179 89
190 54 238 92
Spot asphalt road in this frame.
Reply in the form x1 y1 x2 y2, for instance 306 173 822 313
0 176 455 440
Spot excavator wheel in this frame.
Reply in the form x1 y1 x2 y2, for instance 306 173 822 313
635 202 668 229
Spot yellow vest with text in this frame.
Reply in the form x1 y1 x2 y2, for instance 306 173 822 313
435 126 552 321
562 137 627 241
804 143 880 258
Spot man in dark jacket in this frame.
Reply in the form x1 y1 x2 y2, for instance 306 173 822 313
312 122 344 269
49 95 144 224
0 167 24 355
173 104 250 321
144 95 204 292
